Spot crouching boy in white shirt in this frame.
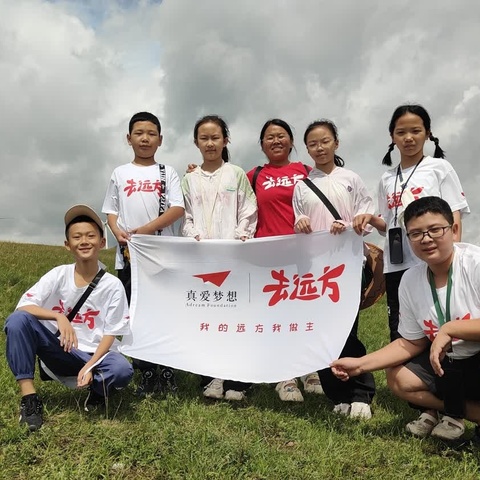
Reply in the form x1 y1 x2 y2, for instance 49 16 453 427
331 196 480 443
4 205 133 431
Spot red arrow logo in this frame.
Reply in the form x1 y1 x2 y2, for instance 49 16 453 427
193 271 231 287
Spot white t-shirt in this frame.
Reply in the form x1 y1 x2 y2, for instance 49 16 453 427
293 166 374 231
398 243 480 359
378 156 469 273
16 264 131 353
181 163 257 239
102 162 185 269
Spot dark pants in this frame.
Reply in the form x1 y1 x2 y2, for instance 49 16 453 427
385 270 407 342
200 376 251 392
4 311 133 396
318 316 376 404
118 265 167 373
405 349 480 418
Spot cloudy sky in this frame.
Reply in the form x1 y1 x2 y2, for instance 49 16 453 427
1 0 479 246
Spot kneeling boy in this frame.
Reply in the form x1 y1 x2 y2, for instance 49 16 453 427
4 205 133 431
331 196 480 441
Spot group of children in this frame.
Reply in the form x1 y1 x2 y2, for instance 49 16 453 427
5 105 479 445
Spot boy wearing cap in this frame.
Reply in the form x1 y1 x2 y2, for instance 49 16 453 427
4 205 133 431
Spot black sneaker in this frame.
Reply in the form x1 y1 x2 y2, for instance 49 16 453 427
135 368 160 397
19 394 43 431
159 367 178 394
84 387 106 412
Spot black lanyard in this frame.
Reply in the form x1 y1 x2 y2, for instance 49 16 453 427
427 265 453 327
392 157 424 226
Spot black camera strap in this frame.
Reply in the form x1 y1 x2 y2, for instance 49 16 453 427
302 177 374 296
302 178 342 220
157 163 166 235
67 269 106 322
251 166 263 194
54 268 106 337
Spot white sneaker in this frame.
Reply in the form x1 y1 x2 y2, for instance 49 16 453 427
350 402 372 420
333 403 351 416
300 372 324 394
224 390 246 401
275 379 304 402
203 378 224 399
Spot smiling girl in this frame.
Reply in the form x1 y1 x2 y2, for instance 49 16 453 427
354 104 470 342
181 115 257 401
353 104 470 436
293 119 376 419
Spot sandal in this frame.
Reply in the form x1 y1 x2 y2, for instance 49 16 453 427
430 415 465 441
405 412 438 438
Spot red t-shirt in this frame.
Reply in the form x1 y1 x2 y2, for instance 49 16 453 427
247 162 310 238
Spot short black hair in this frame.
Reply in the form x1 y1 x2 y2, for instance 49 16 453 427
404 196 454 229
259 118 294 154
128 112 161 135
65 215 104 239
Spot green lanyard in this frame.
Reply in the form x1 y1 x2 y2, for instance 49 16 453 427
427 265 453 326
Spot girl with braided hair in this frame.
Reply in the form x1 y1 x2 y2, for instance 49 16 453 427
355 104 469 342
353 104 470 436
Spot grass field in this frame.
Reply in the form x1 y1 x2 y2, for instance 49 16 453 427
1 241 479 479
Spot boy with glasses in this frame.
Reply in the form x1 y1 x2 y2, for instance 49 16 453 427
332 196 480 443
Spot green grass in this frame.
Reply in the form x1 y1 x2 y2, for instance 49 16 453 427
1 241 480 479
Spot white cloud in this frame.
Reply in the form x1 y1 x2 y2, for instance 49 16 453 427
0 0 479 246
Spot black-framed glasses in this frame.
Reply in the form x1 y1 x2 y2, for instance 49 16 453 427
406 225 452 242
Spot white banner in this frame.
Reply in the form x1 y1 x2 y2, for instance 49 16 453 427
120 230 364 383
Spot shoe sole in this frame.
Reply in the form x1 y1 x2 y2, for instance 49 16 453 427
431 430 465 441
203 393 224 399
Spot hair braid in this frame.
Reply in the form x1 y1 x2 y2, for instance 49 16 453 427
382 142 395 166
429 133 445 159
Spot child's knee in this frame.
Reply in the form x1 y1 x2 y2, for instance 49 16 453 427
4 310 36 334
386 365 424 398
386 366 407 395
110 355 134 387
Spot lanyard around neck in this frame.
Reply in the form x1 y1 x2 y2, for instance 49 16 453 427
392 157 424 226
427 264 453 327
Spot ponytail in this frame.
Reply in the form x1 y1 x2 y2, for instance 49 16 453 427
334 154 345 167
222 146 230 162
382 143 395 166
429 133 445 159
194 114 231 162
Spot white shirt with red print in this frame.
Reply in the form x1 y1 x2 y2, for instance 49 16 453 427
293 166 374 231
378 156 469 273
398 243 480 360
102 162 185 269
16 264 130 353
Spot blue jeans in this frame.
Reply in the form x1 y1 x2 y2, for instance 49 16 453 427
4 311 133 396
